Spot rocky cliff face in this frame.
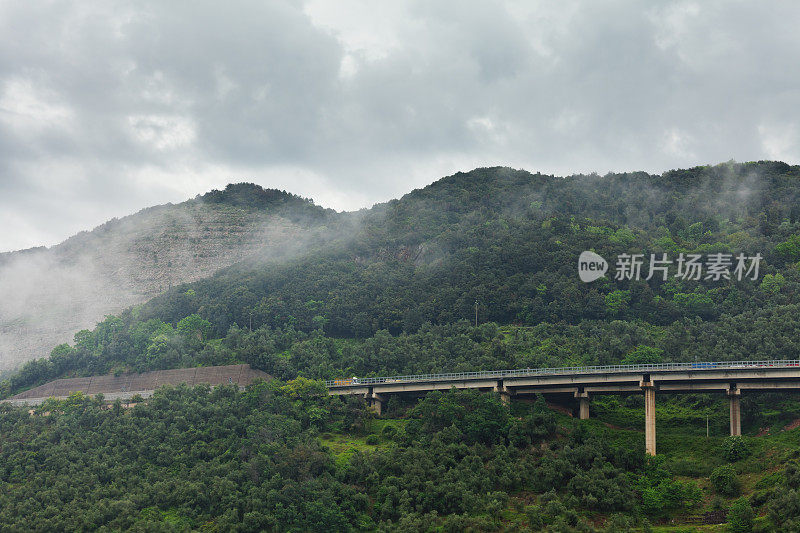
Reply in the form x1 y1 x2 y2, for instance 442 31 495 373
0 185 335 372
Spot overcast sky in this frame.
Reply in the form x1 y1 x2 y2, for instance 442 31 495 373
1 0 799 252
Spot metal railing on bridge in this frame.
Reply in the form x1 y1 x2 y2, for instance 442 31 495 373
325 359 800 388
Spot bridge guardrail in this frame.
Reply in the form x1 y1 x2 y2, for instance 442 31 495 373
325 360 800 388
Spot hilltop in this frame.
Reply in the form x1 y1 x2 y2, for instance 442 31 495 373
6 160 800 388
0 183 335 373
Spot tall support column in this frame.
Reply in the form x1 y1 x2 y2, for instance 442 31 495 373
370 399 382 415
574 391 590 420
370 395 384 415
366 392 383 415
641 381 656 456
729 388 741 436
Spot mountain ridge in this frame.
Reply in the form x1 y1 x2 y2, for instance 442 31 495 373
4 160 800 381
0 183 337 372
5 161 800 390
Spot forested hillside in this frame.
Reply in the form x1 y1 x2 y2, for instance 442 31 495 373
7 161 800 390
0 184 335 373
4 161 800 530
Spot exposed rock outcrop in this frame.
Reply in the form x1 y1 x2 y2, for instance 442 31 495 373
0 184 335 372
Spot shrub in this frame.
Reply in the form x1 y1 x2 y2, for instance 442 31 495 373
749 489 772 508
723 436 751 462
728 497 755 533
606 513 635 532
711 465 741 497
365 434 379 445
524 505 544 530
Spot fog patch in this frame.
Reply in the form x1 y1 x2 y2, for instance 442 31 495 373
0 193 339 372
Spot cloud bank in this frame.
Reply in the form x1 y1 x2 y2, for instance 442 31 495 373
1 0 799 251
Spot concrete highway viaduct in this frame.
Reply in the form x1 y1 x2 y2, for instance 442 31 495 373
327 360 800 455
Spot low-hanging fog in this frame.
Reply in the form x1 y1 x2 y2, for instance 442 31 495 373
0 163 786 375
0 192 342 373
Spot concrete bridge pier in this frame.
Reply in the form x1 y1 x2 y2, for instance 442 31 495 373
641 380 656 456
728 387 741 436
324 360 800 456
495 382 512 405
575 391 590 420
368 392 384 415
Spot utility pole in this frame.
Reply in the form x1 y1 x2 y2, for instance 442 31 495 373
475 300 478 327
706 415 709 438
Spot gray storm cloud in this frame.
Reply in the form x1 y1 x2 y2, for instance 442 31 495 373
1 0 800 252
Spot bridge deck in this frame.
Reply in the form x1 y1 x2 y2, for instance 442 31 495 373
327 360 800 456
326 360 800 393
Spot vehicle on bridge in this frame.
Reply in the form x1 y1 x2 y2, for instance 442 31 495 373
332 377 362 386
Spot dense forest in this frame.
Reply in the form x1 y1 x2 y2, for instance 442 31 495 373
4 161 800 530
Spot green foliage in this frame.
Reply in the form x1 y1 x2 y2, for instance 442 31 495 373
711 464 742 497
667 457 707 477
198 183 331 220
673 291 715 318
0 383 668 530
406 389 525 445
278 376 328 399
176 313 212 343
636 456 702 516
759 273 786 294
0 383 368 531
722 436 751 462
610 227 637 245
621 346 663 365
775 234 800 263
605 290 631 317
762 462 800 530
380 424 397 439
728 497 755 533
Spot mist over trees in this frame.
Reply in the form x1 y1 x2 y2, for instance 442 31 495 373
7 161 800 393
0 183 335 373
